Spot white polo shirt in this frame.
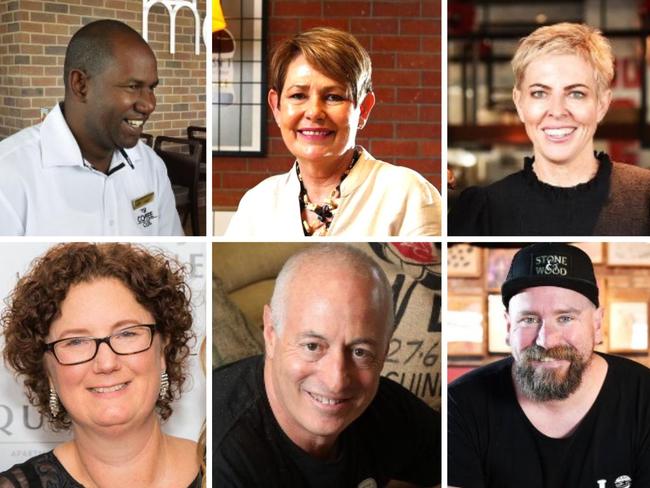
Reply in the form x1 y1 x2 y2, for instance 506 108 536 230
0 103 183 236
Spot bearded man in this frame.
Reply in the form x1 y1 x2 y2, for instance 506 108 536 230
448 243 650 488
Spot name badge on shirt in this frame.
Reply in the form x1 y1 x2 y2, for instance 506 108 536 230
132 192 155 210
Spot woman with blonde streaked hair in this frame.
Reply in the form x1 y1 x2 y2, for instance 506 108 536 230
449 22 650 236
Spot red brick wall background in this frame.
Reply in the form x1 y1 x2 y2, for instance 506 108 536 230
214 0 441 210
0 0 206 141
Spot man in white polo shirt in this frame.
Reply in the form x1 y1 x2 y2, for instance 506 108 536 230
0 19 183 236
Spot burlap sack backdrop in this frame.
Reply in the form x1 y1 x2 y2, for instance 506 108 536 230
213 242 441 411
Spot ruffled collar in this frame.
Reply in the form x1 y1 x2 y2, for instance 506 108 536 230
522 151 612 196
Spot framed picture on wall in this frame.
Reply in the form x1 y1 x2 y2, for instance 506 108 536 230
447 294 484 357
487 294 509 354
213 0 267 156
448 244 482 278
608 300 649 353
607 243 650 266
486 248 517 291
573 242 603 264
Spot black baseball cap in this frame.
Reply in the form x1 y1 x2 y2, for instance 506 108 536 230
501 243 599 308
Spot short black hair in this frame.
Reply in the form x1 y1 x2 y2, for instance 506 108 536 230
63 19 146 90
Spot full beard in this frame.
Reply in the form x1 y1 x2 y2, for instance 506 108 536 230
513 345 591 402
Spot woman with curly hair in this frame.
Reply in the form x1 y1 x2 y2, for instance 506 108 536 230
0 243 200 487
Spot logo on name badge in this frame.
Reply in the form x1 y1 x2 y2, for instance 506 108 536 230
137 207 157 228
357 479 377 488
131 192 155 210
533 254 570 277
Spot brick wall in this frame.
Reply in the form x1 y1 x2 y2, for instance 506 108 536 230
0 0 206 141
213 0 441 209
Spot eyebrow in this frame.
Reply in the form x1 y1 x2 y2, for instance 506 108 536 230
124 78 159 87
515 307 583 316
527 83 590 91
298 331 328 341
348 338 379 347
53 320 147 339
296 331 378 347
286 84 345 91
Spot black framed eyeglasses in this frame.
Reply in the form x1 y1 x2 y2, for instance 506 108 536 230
45 324 157 366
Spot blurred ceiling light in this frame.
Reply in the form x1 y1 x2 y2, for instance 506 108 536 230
448 148 478 168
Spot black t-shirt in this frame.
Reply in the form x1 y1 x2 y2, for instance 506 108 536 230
213 355 441 487
448 353 650 488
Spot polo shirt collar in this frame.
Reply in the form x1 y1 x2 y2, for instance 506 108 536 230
41 102 142 171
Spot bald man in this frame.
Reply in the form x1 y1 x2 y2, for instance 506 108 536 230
213 244 441 487
0 20 182 236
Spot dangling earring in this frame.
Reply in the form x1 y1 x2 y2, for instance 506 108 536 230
49 388 60 417
159 371 169 400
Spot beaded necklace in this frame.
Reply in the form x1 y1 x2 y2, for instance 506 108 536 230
296 148 361 236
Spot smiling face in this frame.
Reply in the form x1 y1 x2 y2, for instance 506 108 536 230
513 54 611 168
506 286 602 401
82 34 158 163
263 264 390 455
45 277 165 434
268 54 375 167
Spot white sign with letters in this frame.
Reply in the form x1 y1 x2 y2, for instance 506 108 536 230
142 0 209 54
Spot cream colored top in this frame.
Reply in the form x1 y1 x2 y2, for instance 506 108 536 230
225 148 441 238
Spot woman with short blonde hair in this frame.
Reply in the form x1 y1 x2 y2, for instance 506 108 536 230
449 22 650 236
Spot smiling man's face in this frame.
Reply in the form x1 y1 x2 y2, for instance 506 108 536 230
263 263 390 455
506 286 602 401
81 34 158 164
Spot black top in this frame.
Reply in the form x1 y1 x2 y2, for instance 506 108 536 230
0 450 202 488
213 355 441 487
449 152 650 236
448 353 650 488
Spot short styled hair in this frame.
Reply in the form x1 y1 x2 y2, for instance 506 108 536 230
2 243 194 431
269 244 394 335
63 19 148 90
269 27 373 106
511 23 614 95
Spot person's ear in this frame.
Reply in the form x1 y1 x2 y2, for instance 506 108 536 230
263 305 277 359
593 306 604 345
512 88 524 123
357 92 376 130
268 89 281 126
69 69 90 102
505 309 512 346
159 334 170 371
597 89 612 124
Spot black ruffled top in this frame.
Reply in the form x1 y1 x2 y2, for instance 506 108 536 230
449 152 613 236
